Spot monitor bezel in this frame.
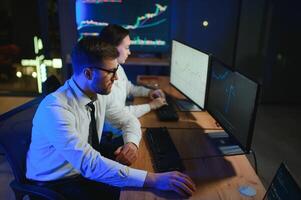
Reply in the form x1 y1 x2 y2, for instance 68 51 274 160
205 56 260 153
263 162 301 199
169 39 212 110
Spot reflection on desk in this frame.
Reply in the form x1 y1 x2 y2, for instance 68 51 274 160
120 128 266 200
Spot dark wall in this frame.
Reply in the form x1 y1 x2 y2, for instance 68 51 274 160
10 0 39 58
58 0 77 80
235 0 301 103
234 0 267 83
171 0 240 66
172 0 301 104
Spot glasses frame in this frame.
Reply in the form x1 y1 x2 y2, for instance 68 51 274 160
92 65 119 78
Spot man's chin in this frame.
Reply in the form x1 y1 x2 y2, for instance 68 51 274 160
99 89 111 95
102 87 113 95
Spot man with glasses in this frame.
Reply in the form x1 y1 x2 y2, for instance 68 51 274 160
26 37 195 199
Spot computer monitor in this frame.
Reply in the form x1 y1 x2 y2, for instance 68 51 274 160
75 0 171 54
206 57 259 154
170 40 210 110
263 163 301 200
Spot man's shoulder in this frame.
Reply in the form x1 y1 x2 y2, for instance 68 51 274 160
38 81 77 111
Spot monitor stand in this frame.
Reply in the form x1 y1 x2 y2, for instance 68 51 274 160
207 131 244 155
175 99 203 112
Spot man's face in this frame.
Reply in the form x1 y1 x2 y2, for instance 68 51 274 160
117 35 131 64
91 59 118 95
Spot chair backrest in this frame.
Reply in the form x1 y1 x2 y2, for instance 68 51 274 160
0 97 42 183
42 75 61 96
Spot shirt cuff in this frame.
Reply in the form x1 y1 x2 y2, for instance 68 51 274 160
126 168 147 187
123 132 141 148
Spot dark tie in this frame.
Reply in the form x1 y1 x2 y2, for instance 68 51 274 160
87 102 99 150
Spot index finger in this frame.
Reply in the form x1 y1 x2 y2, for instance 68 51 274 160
175 174 196 191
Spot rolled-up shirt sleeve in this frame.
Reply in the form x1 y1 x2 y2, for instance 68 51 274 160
104 96 142 147
125 104 151 118
124 74 150 97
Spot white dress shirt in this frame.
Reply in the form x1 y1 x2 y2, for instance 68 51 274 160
109 65 151 118
26 78 147 187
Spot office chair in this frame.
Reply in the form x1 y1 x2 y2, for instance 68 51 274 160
42 75 61 96
0 97 66 200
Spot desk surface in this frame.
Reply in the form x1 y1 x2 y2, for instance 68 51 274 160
135 76 221 130
120 129 266 200
135 97 220 130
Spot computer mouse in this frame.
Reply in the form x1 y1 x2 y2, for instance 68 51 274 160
238 185 256 197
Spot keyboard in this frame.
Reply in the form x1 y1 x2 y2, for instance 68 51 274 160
145 127 185 172
155 95 179 121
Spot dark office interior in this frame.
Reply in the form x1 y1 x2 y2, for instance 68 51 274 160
0 0 301 199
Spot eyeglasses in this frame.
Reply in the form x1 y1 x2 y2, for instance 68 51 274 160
92 65 119 78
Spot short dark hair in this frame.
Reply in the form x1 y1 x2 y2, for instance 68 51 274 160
71 36 119 75
99 24 130 46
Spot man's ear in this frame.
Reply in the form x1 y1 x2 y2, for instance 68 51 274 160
83 68 93 80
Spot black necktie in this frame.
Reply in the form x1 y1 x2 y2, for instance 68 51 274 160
87 102 99 150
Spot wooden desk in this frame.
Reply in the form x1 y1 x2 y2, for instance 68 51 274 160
135 75 221 130
120 129 266 200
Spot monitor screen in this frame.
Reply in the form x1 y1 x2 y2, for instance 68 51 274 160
75 0 171 53
170 40 210 109
206 58 258 152
264 163 301 200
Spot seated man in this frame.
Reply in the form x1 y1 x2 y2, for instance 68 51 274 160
26 37 195 200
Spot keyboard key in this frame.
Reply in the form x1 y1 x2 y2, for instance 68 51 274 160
156 95 179 121
145 127 185 172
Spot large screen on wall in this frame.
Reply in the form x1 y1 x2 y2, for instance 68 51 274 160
76 0 171 53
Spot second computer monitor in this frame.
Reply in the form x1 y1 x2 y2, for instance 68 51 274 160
206 58 259 153
170 40 210 109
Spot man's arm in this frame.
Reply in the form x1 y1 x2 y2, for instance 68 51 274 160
105 96 142 165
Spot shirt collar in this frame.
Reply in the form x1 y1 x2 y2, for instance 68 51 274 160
68 77 97 107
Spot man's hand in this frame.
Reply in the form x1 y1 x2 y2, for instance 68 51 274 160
144 171 196 198
149 89 165 100
114 142 138 166
149 97 167 110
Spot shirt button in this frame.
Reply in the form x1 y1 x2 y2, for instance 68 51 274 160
118 167 129 178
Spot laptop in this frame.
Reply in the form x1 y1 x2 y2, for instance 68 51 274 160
263 162 301 200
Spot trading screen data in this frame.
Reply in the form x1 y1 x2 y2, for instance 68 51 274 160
207 59 258 152
76 0 170 53
170 40 209 109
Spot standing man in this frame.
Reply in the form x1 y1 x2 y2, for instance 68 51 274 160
26 37 195 199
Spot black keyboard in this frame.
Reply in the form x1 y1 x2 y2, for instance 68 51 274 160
145 127 185 172
156 95 179 121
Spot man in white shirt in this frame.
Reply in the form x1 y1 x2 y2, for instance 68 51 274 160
26 37 195 199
